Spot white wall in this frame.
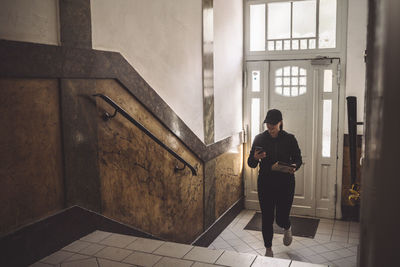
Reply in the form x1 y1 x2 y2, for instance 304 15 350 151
91 0 204 141
214 0 243 141
0 0 59 45
346 0 368 134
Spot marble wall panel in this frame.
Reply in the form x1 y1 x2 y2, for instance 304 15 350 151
59 0 92 49
202 0 215 145
204 160 216 228
94 79 203 243
0 79 64 235
214 145 243 219
60 79 101 212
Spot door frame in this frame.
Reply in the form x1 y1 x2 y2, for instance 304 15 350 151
243 0 349 219
243 58 346 219
243 61 269 210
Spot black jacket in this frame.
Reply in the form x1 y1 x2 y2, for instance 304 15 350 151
247 130 302 177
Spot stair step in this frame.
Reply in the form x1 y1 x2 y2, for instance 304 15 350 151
32 230 327 267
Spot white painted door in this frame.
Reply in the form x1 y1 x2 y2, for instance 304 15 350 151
244 59 339 218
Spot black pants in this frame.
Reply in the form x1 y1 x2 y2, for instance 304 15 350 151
257 174 295 248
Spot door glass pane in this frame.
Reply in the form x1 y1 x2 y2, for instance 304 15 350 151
275 40 283 50
300 39 308 49
267 2 291 39
275 66 306 97
322 99 332 157
284 40 291 50
292 66 299 76
251 98 260 144
250 4 266 51
284 77 290 86
283 87 290 96
268 41 275 51
291 87 299 96
284 66 291 76
319 0 337 48
293 0 316 38
323 69 333 92
292 40 299 50
252 71 261 92
309 39 316 49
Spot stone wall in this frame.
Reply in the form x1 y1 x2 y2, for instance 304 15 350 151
214 146 243 219
0 77 244 243
95 79 204 243
0 79 64 235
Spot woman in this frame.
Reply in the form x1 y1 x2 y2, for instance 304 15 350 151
247 109 302 257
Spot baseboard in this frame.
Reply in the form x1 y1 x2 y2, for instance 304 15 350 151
0 205 161 267
192 197 244 247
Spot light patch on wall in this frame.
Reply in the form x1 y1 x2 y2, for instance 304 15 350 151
214 0 244 142
91 0 204 141
0 0 60 45
346 0 367 134
228 146 240 154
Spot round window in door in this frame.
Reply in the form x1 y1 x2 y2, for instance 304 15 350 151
275 66 307 97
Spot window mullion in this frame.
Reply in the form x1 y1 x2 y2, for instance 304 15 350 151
316 0 320 49
265 3 268 51
290 1 293 40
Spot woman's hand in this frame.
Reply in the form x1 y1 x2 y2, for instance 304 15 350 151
254 150 266 160
289 164 297 174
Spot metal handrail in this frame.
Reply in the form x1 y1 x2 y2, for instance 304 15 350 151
93 94 197 176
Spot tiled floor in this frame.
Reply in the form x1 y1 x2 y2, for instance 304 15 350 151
208 210 359 267
31 230 328 267
30 209 359 267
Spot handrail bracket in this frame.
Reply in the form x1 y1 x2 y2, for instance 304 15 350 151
102 109 118 121
174 163 186 173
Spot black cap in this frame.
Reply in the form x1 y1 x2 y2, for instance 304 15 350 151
263 109 282 125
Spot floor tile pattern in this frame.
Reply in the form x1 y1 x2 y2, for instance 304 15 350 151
31 210 359 267
208 210 359 267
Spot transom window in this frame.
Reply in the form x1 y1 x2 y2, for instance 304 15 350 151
249 0 337 52
275 66 307 97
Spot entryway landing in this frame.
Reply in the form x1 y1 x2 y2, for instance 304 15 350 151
208 210 359 267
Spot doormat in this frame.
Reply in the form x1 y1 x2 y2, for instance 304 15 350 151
244 212 320 238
